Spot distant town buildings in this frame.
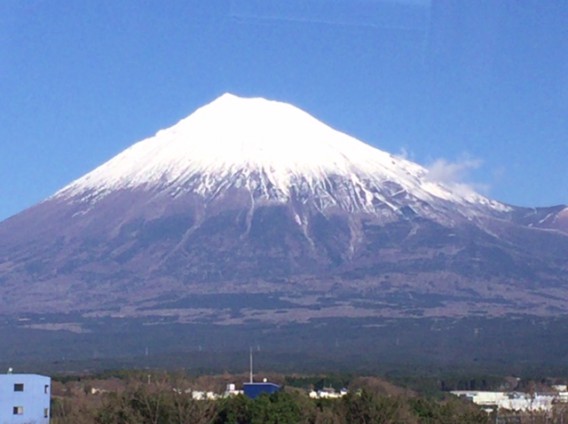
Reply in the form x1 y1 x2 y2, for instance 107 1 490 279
0 372 51 424
190 390 219 401
309 387 349 399
452 388 568 413
169 381 277 401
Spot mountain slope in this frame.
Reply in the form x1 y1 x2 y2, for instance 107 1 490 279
0 94 566 319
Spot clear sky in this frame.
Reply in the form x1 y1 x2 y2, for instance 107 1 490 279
1 0 567 221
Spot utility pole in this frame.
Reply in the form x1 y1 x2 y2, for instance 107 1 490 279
249 347 253 383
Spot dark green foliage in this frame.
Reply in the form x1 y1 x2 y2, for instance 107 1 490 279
250 392 303 424
215 395 252 424
408 397 490 424
342 390 410 423
93 384 216 424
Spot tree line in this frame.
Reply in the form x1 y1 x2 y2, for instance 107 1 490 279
50 373 490 423
49 371 568 424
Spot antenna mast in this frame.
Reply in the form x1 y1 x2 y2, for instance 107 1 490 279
249 347 253 383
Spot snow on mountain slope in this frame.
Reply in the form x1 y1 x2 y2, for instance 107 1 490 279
54 93 509 216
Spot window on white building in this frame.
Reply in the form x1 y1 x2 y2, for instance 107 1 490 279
14 383 24 391
13 406 24 415
44 408 49 418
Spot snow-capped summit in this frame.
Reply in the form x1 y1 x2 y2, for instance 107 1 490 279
54 93 507 218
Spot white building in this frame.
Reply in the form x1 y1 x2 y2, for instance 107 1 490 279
451 390 556 412
309 387 348 399
224 383 244 397
191 390 218 400
0 373 51 424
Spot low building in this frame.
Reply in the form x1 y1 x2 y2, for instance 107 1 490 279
0 373 51 423
558 392 568 403
243 382 280 399
191 390 218 400
224 383 244 397
451 390 556 412
309 387 348 399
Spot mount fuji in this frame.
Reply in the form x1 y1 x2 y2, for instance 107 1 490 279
55 93 506 219
1 94 567 323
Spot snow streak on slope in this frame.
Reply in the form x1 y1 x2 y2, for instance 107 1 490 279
54 93 509 215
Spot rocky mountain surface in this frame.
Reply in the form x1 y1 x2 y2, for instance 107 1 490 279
0 94 567 323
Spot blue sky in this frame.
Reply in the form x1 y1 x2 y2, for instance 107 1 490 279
1 0 567 221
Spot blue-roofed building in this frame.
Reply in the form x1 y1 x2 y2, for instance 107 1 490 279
0 373 51 424
243 382 281 399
